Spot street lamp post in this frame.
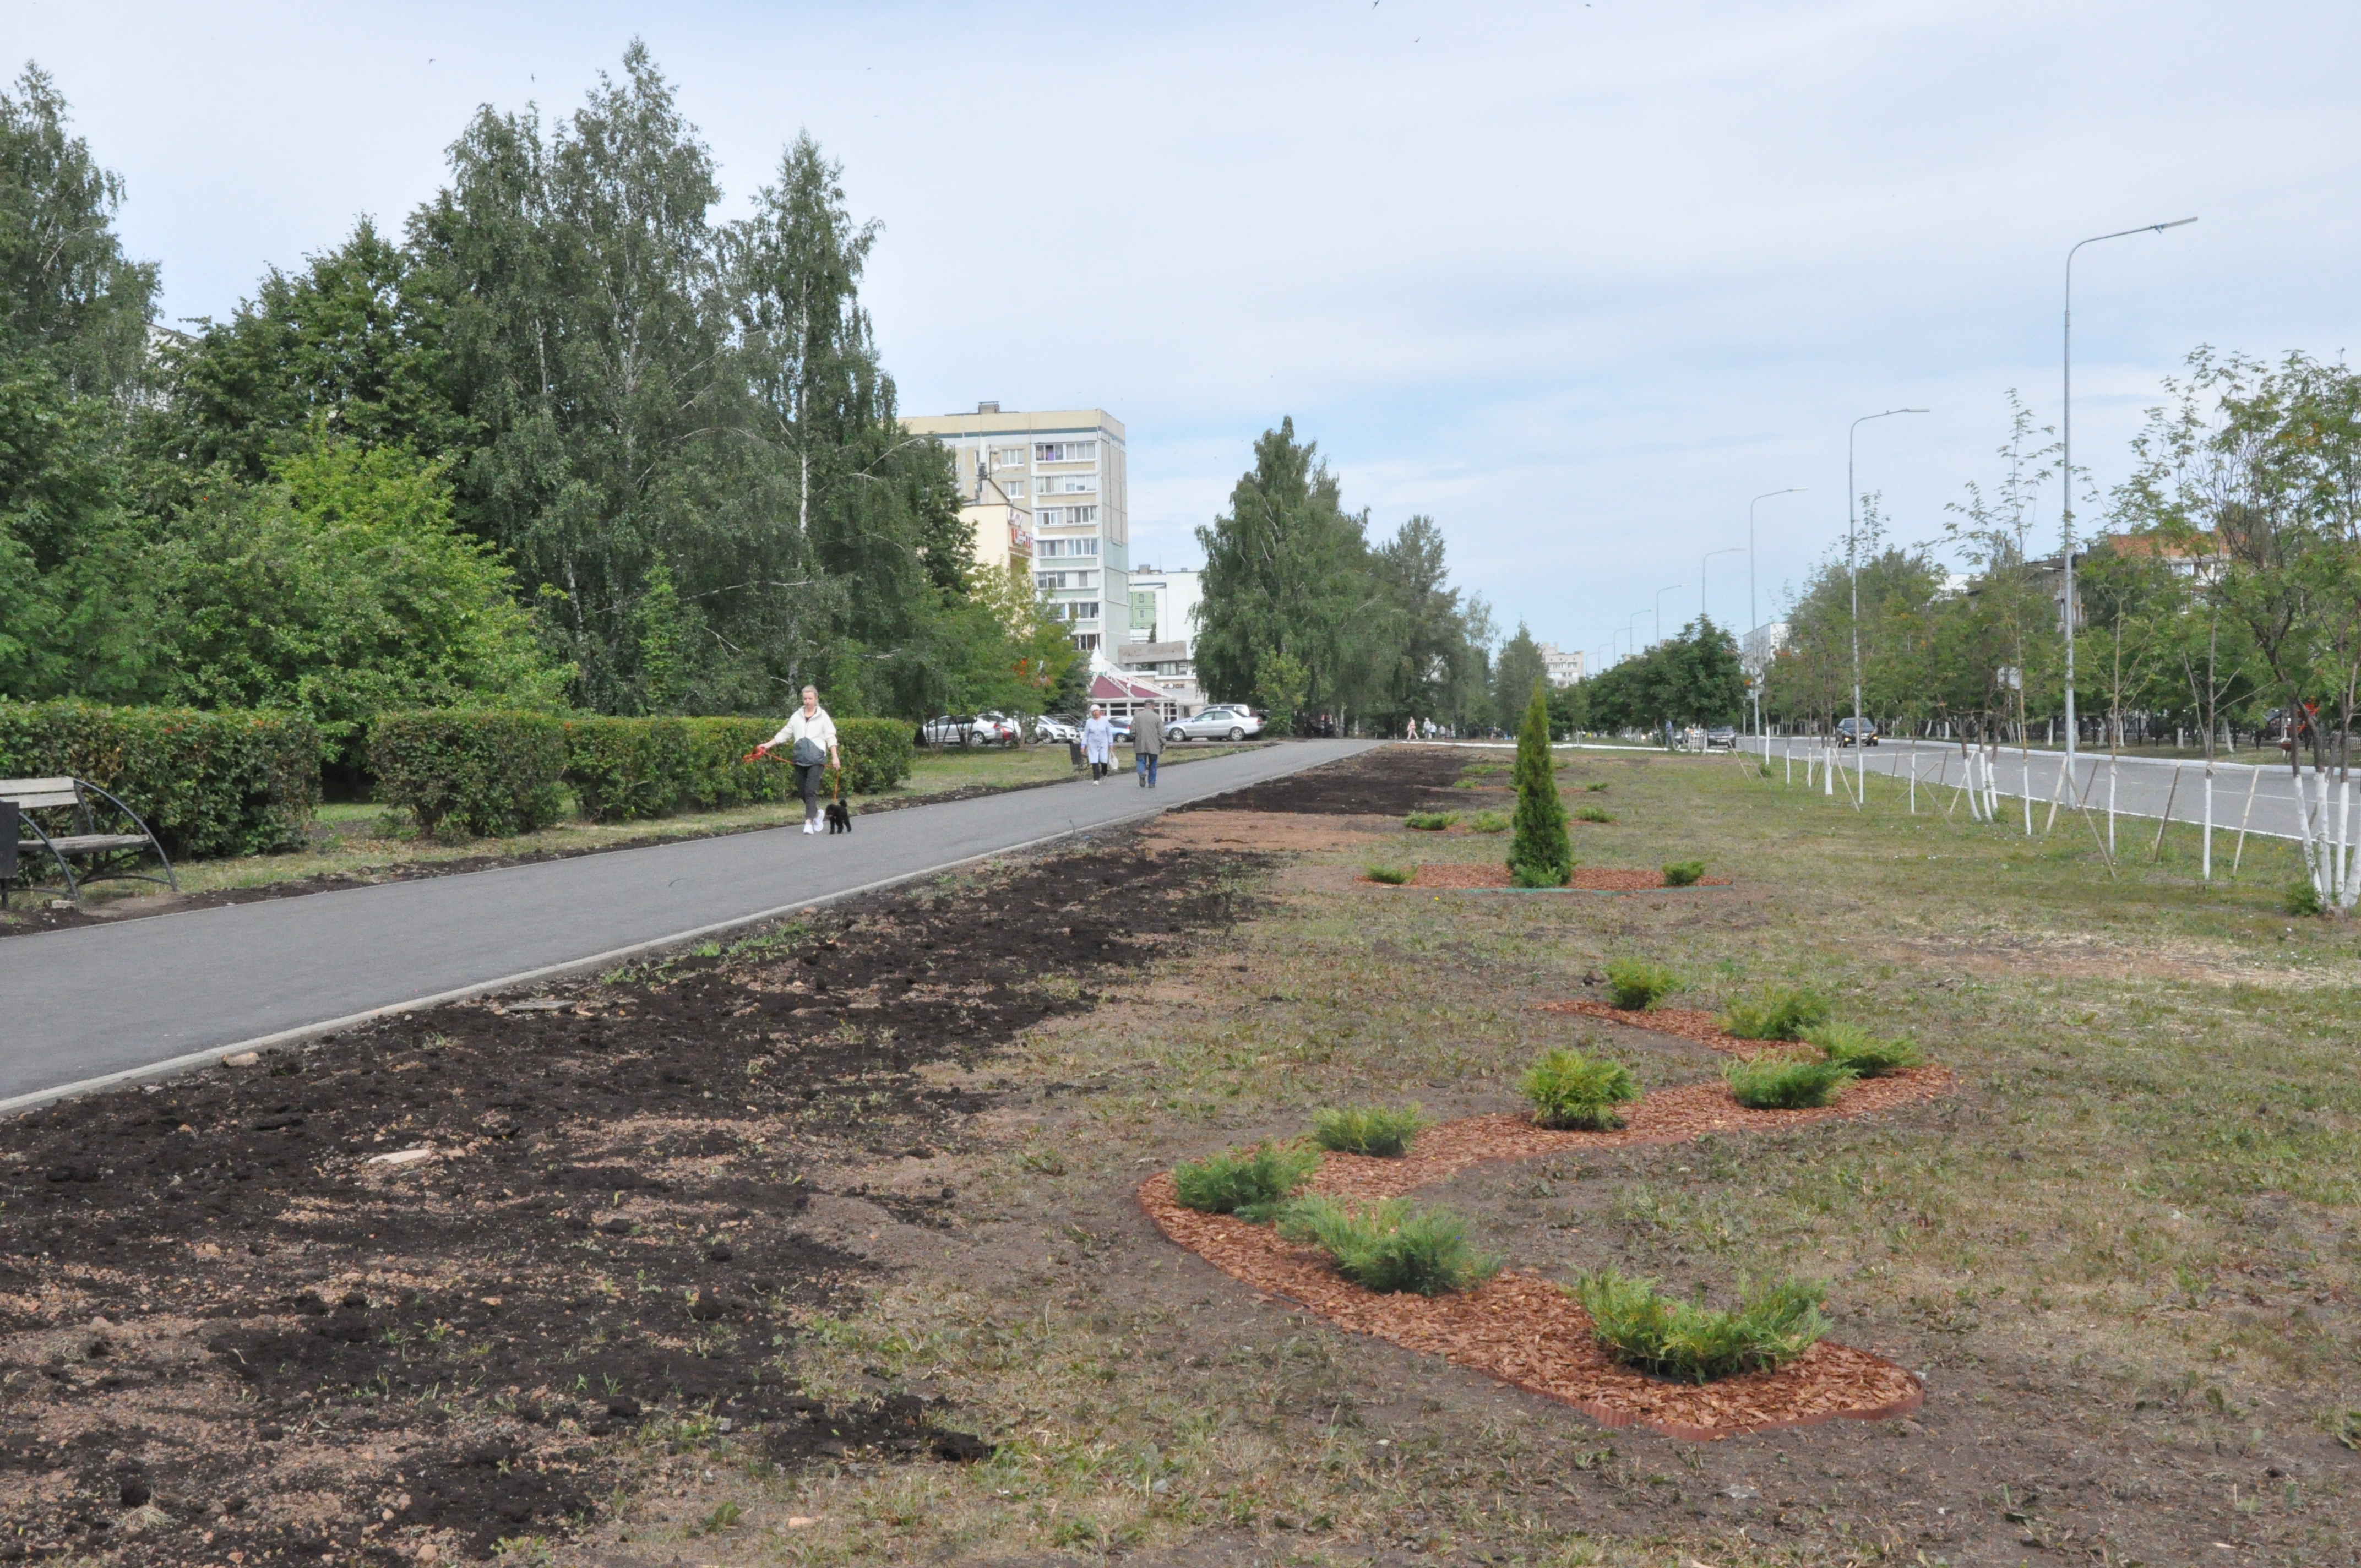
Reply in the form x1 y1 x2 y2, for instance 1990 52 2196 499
1849 410 1929 801
1652 584 1687 649
2062 217 2196 786
1745 489 1804 741
1704 548 1743 623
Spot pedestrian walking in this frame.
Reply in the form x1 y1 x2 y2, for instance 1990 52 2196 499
1134 707 1165 788
754 685 841 835
1082 706 1115 782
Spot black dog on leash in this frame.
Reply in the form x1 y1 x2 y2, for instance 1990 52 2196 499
824 799 853 834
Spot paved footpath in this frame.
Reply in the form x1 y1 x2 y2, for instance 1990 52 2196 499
0 740 1374 1108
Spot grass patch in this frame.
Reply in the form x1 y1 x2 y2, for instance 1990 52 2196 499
1364 863 1413 885
1569 1269 1830 1382
1724 1055 1856 1109
1801 1021 1923 1076
1720 986 1831 1041
1172 1141 1320 1219
1276 1196 1502 1295
1311 1103 1432 1158
1405 811 1457 831
1604 958 1677 1010
1574 804 1614 823
1585 781 1610 792
1468 810 1510 833
1661 859 1705 887
2284 879 2325 917
1520 1047 1640 1129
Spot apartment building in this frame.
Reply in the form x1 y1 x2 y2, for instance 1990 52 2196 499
1537 642 1586 687
902 404 1128 659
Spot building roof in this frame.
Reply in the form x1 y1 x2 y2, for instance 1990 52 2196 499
1088 672 1166 704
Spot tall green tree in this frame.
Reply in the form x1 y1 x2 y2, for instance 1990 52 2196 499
1492 623 1548 726
1195 418 1375 730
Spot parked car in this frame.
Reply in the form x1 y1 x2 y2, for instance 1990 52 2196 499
1165 705 1265 742
1706 726 1738 751
972 711 1022 747
1835 717 1879 747
920 714 1016 747
1033 714 1080 744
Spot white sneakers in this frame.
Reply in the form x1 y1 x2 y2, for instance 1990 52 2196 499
802 819 815 834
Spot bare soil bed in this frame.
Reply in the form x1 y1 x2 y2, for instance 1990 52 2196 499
0 839 1266 1564
1179 741 1466 815
1396 864 1733 890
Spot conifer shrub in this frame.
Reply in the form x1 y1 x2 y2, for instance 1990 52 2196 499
1365 863 1413 885
1661 859 1706 887
1724 1055 1856 1109
1507 683 1573 887
1574 804 1614 823
1720 987 1832 1041
1312 1104 1431 1158
1469 809 1510 833
1603 958 1677 1010
1520 1047 1640 1130
1277 1196 1501 1295
1171 1142 1320 1220
1405 810 1456 831
1570 1270 1830 1382
1800 1021 1923 1077
1585 781 1611 792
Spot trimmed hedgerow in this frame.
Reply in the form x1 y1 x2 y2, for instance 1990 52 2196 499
1801 1021 1923 1077
1662 859 1706 887
1405 810 1457 831
1277 1196 1501 1295
0 701 319 858
1172 1141 1320 1220
1724 1055 1856 1109
1312 1104 1431 1158
1604 958 1677 1011
370 710 568 841
1721 986 1832 1041
563 715 916 823
1570 1269 1829 1382
1365 863 1413 885
1520 1047 1640 1130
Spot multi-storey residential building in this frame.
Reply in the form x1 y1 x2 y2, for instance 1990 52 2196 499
1122 565 1201 650
1537 642 1586 688
902 404 1128 660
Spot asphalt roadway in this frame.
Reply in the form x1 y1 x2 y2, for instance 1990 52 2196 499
0 739 1374 1110
1756 736 2330 843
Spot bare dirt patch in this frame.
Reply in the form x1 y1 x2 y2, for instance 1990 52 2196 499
1396 864 1734 891
1180 742 1467 815
0 839 1265 1564
1143 810 1395 853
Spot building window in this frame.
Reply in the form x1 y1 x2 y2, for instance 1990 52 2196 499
1035 440 1097 464
1072 632 1100 652
1031 473 1097 496
989 446 1026 469
1035 536 1098 557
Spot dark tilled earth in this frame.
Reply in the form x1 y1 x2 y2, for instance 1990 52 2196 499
0 832 1266 1564
1178 741 1471 815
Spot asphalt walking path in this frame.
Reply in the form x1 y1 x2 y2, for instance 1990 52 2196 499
0 739 1373 1109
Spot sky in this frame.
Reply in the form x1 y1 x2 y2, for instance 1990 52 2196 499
8 0 2358 674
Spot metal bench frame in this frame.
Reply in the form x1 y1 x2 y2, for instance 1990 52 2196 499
1 776 177 910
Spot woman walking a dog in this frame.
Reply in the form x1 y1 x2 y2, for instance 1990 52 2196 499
754 685 841 835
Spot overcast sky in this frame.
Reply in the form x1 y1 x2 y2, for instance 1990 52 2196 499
9 1 2357 670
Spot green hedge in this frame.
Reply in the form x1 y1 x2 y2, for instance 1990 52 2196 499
0 701 319 858
562 715 915 824
370 710 567 840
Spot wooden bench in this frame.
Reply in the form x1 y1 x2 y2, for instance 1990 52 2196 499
1 777 177 910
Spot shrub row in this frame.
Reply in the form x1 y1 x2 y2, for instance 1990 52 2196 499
0 701 319 858
372 711 919 837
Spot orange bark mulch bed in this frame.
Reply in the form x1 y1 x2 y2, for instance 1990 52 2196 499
1389 865 1735 891
1141 1072 1951 1440
1538 997 1794 1055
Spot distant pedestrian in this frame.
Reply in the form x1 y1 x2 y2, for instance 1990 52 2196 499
1424 717 1438 741
1405 715 1417 741
1082 706 1115 782
1134 709 1165 788
754 685 841 835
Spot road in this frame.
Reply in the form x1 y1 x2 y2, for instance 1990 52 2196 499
0 739 1373 1109
1755 736 2332 844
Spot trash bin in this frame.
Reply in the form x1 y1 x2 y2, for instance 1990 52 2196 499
1068 740 1084 770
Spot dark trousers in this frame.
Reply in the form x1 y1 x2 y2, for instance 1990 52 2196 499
793 761 824 819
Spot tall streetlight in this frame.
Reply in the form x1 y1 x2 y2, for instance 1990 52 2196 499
1747 488 1806 639
1652 584 1687 649
1703 549 1743 623
2062 217 2196 780
1849 410 1929 777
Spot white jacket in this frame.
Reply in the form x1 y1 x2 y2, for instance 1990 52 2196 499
767 707 837 755
1081 716 1114 763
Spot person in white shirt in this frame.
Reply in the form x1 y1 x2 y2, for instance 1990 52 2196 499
754 685 841 834
1081 706 1115 783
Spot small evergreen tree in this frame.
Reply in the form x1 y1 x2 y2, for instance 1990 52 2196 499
1508 682 1571 886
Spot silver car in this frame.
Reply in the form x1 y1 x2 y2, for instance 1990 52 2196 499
1165 705 1264 742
